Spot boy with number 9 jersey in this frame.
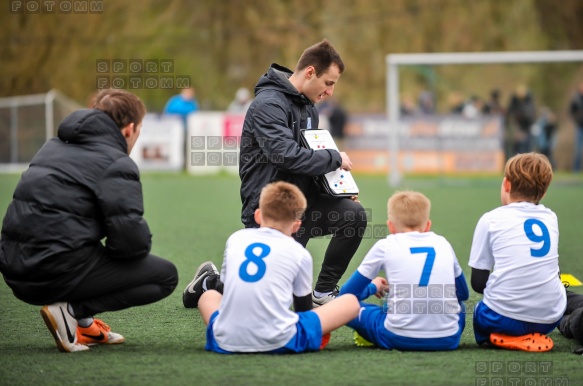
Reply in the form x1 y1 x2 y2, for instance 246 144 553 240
339 191 469 351
469 152 566 352
182 181 359 353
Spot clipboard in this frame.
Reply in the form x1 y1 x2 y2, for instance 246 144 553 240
300 129 359 197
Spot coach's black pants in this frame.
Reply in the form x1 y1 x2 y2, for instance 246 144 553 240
559 290 583 345
294 194 368 293
66 254 178 319
245 194 367 293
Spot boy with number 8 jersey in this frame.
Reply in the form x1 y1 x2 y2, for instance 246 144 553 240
183 181 359 353
469 152 566 352
339 191 469 351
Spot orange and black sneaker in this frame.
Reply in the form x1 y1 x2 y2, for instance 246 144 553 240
77 319 125 346
489 332 553 352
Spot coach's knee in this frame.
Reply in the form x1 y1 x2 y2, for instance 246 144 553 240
355 205 368 229
157 258 179 296
342 201 368 230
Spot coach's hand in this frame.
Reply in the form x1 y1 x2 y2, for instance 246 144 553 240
340 152 352 171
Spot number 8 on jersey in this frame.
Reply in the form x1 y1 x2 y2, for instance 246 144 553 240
239 242 271 282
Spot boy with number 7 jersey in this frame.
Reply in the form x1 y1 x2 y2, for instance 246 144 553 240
469 153 566 352
339 191 469 351
182 181 359 353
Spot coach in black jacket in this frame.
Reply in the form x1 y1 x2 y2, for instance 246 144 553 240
0 89 178 353
239 40 367 307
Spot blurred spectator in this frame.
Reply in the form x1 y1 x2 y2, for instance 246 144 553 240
506 85 536 155
482 89 505 116
227 87 253 114
317 97 348 149
447 91 465 114
534 107 557 168
400 96 417 116
417 91 435 115
163 87 199 129
482 89 507 158
569 82 583 172
462 95 483 118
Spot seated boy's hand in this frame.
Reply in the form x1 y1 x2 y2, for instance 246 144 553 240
372 277 389 298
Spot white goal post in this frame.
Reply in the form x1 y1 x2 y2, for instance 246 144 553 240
0 89 82 172
386 50 583 186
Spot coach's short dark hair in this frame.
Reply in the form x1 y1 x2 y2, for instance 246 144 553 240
295 39 345 76
91 89 146 129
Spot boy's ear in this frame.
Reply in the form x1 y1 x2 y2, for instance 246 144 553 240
291 220 302 234
254 208 262 225
503 177 512 193
387 220 396 234
424 220 432 232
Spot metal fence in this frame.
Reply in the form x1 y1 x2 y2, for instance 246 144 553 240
0 90 82 171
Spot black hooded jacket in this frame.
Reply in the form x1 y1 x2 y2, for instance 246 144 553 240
239 63 342 226
0 109 151 303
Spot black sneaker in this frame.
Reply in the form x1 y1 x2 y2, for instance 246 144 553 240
183 261 220 309
312 286 340 308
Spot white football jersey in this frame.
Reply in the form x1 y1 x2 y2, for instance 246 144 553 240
469 202 566 323
213 227 313 352
358 231 464 339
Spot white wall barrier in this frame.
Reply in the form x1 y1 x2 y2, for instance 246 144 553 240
187 112 245 175
345 114 505 174
131 112 246 173
130 113 184 171
132 112 503 175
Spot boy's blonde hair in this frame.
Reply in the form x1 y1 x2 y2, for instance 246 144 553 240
505 152 553 204
259 181 307 223
388 191 431 231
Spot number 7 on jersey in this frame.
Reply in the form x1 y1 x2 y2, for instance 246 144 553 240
410 247 436 287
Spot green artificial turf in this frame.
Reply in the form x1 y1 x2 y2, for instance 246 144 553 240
1 172 582 386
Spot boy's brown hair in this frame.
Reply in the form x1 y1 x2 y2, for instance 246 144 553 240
388 191 431 231
296 39 345 76
505 152 553 204
259 181 307 223
91 89 146 129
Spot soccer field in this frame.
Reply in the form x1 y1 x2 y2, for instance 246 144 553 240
1 172 582 386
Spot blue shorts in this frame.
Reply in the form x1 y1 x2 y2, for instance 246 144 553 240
205 310 323 354
348 302 465 351
473 301 560 344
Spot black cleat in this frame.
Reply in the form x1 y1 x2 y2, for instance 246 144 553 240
183 261 220 308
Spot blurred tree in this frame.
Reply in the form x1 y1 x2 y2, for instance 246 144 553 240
534 0 583 50
0 0 581 115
